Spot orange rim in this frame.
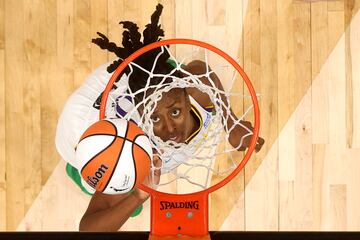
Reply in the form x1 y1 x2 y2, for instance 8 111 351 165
99 38 260 195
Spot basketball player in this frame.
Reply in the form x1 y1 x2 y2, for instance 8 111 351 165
55 4 264 231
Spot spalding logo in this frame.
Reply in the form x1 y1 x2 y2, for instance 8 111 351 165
86 164 109 189
159 201 199 210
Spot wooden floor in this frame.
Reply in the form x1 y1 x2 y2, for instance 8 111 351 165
1 0 360 231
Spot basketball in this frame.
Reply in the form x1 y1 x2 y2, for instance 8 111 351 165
75 118 153 194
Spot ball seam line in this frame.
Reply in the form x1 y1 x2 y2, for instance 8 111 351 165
101 120 126 192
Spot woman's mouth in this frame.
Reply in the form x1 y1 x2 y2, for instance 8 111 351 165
169 134 182 143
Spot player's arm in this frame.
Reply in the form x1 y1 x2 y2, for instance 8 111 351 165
79 156 160 231
79 189 149 231
183 60 264 152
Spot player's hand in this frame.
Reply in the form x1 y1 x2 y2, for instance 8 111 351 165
147 154 161 186
136 154 161 201
238 120 265 152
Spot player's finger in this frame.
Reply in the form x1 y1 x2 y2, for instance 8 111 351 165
255 137 265 152
153 155 162 167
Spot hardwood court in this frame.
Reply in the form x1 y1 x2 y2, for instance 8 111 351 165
1 0 360 232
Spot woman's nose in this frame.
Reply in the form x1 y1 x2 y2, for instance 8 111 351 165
163 118 176 134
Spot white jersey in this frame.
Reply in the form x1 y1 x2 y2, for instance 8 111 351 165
185 96 214 144
56 63 113 169
55 63 214 171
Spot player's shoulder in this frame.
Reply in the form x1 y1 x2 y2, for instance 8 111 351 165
186 88 212 109
83 62 112 88
182 60 207 74
184 60 214 108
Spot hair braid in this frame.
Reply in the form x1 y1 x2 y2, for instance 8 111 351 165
92 3 179 106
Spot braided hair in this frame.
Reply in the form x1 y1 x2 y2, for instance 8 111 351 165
92 4 179 105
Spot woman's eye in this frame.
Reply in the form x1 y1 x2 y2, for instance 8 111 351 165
171 109 180 117
151 116 160 123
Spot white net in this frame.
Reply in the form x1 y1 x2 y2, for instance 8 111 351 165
104 43 259 194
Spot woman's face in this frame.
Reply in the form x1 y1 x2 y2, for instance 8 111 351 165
150 88 195 143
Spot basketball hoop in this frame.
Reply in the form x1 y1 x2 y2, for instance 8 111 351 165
99 38 260 239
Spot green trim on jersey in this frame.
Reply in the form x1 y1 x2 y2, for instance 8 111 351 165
166 59 177 69
65 163 143 217
166 58 186 69
66 163 92 196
